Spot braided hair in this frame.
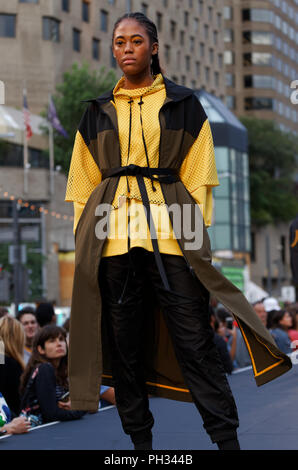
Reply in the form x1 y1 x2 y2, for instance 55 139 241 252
112 12 162 75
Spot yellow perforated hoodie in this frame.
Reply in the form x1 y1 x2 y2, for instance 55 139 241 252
71 73 219 257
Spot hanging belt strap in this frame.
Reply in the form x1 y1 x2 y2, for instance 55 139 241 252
101 164 180 295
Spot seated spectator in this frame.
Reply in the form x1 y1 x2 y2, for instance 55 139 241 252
62 318 115 408
0 392 30 435
17 307 39 365
0 316 25 417
19 324 85 426
99 385 116 408
216 307 250 369
286 306 298 351
269 310 292 354
253 301 267 327
209 308 234 374
35 303 56 328
0 307 9 319
263 297 281 329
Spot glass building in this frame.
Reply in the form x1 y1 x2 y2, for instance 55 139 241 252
196 90 250 255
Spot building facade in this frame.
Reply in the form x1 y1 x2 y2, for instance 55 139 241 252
224 0 298 134
0 0 226 114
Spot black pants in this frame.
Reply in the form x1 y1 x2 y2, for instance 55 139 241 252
98 247 239 445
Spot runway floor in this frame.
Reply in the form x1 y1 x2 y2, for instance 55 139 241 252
1 363 298 451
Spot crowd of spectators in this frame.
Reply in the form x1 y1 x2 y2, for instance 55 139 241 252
0 303 116 436
1 296 297 437
209 297 298 374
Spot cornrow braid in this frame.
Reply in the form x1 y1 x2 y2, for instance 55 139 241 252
112 11 162 76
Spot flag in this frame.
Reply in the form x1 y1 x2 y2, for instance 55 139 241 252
23 89 33 140
48 96 68 138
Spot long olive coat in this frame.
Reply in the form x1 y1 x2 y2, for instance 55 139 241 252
67 77 292 411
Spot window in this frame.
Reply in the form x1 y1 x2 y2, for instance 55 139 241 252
100 10 108 32
242 31 272 45
73 28 81 52
190 36 195 52
141 3 148 15
0 14 16 37
43 17 60 42
224 51 234 65
82 1 89 22
184 11 189 27
224 6 233 20
180 30 185 46
226 96 235 109
110 48 116 68
200 42 204 58
156 12 162 32
214 71 219 87
195 61 200 76
244 97 273 110
170 20 176 39
242 9 273 23
224 29 233 42
204 24 209 40
213 30 218 45
61 0 69 11
225 73 234 87
194 18 199 33
243 52 272 66
165 45 170 64
205 67 210 81
244 75 273 89
92 38 100 60
186 55 190 71
209 48 214 63
19 0 38 3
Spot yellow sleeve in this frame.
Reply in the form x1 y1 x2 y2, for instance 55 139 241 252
179 118 219 226
65 130 102 204
73 202 85 235
65 130 102 233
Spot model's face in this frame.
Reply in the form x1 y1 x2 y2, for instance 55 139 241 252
20 313 39 340
254 303 267 326
112 19 158 76
37 334 67 360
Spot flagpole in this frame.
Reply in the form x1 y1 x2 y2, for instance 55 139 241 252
23 88 29 195
49 121 55 196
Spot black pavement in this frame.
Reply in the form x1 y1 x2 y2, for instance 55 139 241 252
1 363 298 450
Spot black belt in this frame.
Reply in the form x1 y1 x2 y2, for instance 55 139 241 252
101 164 182 303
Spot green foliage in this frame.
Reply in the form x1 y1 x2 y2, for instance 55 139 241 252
239 116 298 226
0 242 46 302
40 62 117 174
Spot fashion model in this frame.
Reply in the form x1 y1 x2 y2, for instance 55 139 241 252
65 12 291 451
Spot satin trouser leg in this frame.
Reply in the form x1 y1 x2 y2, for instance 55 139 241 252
98 248 154 445
144 251 239 444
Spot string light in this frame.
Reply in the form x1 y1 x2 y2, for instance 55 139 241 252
0 187 74 221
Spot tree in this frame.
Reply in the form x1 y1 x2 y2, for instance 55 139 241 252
41 62 117 174
239 117 298 226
